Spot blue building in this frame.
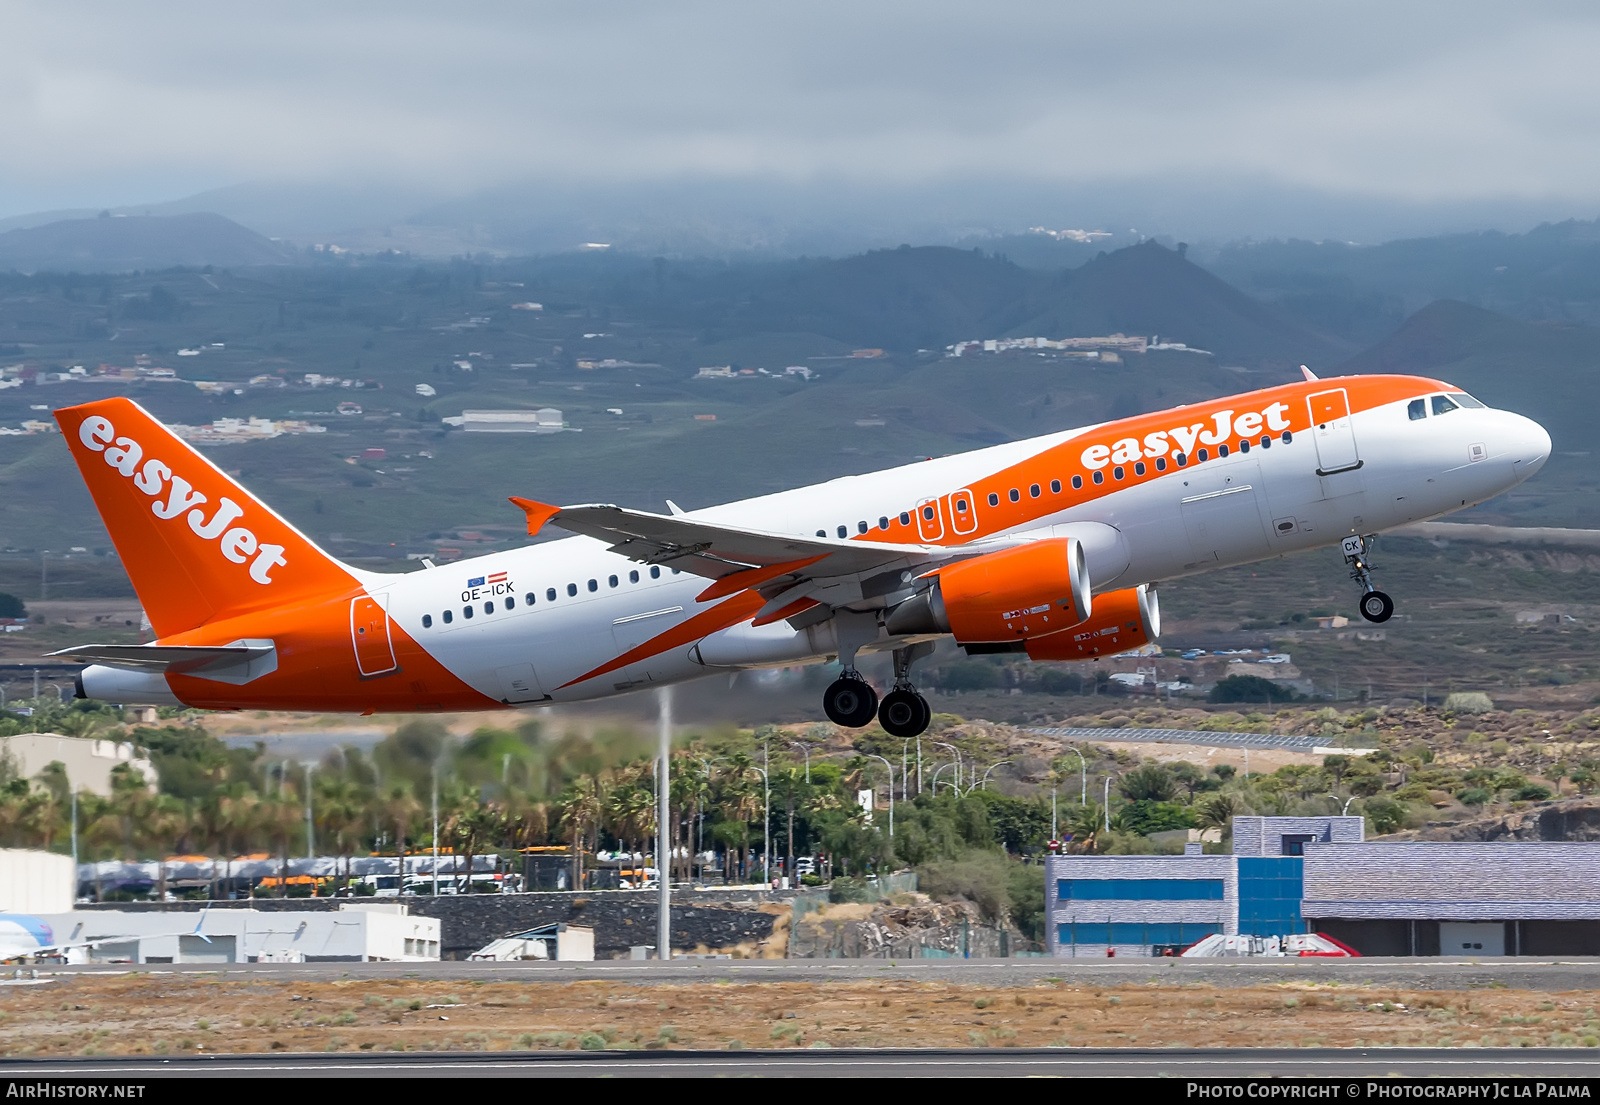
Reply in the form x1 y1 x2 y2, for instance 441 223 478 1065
1045 816 1363 958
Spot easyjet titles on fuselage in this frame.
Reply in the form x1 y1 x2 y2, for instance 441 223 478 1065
1079 401 1294 470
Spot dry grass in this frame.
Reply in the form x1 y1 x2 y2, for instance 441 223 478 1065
5 975 1600 1055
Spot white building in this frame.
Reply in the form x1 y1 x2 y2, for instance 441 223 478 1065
454 408 564 433
0 734 157 796
43 903 440 964
0 849 74 913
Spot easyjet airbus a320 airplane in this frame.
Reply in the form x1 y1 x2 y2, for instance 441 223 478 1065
51 371 1549 739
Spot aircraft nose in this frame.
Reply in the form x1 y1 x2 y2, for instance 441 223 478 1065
1510 413 1551 477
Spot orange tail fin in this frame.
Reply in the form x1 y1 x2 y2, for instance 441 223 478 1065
56 398 360 637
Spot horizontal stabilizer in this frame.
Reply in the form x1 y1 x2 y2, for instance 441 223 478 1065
51 642 274 675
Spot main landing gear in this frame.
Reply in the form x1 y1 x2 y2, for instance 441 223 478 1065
1342 534 1394 624
821 643 933 737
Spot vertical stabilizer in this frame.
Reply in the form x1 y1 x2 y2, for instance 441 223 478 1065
56 398 361 637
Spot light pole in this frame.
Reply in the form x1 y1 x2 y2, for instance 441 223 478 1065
1103 776 1112 833
1328 793 1357 816
1061 747 1087 807
865 754 895 841
929 762 956 794
934 742 961 793
975 760 1011 793
788 741 810 784
302 762 315 861
750 766 770 885
901 739 912 802
656 685 671 960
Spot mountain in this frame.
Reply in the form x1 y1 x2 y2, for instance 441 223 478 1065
1012 241 1347 365
0 212 295 273
1334 299 1600 457
677 240 1342 366
1204 218 1600 338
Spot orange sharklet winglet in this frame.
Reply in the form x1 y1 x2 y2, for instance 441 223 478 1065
695 555 826 603
509 496 563 537
750 596 820 628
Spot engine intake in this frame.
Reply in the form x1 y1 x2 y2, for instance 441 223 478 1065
1024 584 1159 661
885 538 1091 643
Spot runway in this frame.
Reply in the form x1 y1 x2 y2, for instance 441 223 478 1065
6 1047 1600 1077
38 955 1600 990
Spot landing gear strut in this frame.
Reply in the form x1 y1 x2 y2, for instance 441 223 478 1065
1342 534 1394 624
878 643 933 738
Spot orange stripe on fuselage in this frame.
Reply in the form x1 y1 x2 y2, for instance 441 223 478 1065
161 590 501 712
855 374 1448 549
558 590 766 690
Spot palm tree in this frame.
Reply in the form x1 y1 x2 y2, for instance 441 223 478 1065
556 774 603 890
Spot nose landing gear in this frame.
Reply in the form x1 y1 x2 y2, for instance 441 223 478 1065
1342 534 1394 624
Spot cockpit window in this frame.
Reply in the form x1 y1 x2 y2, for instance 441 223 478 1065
1449 392 1486 409
1431 394 1460 416
1408 398 1427 421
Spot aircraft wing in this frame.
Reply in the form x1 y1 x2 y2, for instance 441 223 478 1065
511 498 938 584
49 643 274 674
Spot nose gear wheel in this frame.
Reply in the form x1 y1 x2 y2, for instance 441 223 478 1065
1342 534 1394 624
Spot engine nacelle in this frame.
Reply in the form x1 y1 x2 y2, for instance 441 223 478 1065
1024 584 1160 661
885 538 1091 644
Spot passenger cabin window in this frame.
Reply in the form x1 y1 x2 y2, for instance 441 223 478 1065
463 605 474 619
525 593 535 605
857 521 868 534
879 516 889 530
443 610 453 624
1259 436 1271 449
547 588 557 601
1113 466 1124 480
837 525 847 538
1029 483 1040 498
567 584 578 597
1155 457 1167 471
484 601 494 614
609 574 618 587
1008 488 1020 502
1050 479 1061 493
505 595 516 609
422 614 433 628
650 566 661 579
1217 444 1229 458
1431 394 1460 416
816 530 825 537
629 570 639 583
1408 398 1428 421
587 579 598 592
899 512 911 526
987 493 999 507
1092 471 1104 484
1197 448 1209 462
1134 461 1146 475
1071 475 1083 489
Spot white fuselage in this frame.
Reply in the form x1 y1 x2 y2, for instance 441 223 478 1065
373 389 1549 705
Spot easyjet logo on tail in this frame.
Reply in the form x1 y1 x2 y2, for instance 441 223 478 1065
77 415 287 585
1079 402 1293 469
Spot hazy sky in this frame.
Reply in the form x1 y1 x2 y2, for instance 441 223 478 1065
4 2 1599 235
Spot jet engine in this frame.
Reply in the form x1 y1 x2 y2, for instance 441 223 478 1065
1024 584 1159 661
885 538 1091 643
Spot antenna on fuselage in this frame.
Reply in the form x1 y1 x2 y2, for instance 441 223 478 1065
1300 365 1320 382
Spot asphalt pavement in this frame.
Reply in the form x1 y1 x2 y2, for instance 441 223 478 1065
35 956 1600 990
